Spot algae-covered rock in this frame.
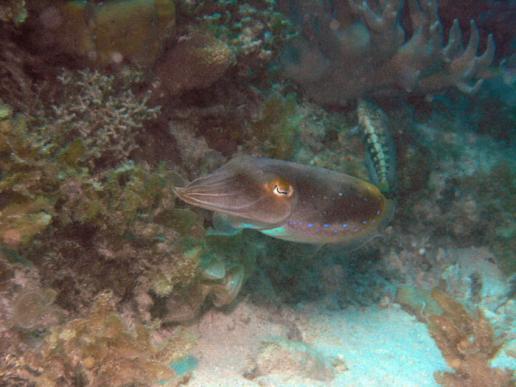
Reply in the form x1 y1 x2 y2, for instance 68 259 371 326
0 200 52 248
251 337 344 382
15 291 187 386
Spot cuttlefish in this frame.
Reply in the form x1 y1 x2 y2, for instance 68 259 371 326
175 155 394 245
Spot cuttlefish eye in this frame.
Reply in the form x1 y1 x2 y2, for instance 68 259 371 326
270 178 294 198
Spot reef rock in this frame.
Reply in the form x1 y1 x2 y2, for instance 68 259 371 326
250 337 344 382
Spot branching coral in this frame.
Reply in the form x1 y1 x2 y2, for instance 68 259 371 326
38 68 160 169
429 288 512 386
1 87 205 316
397 287 513 387
280 0 495 104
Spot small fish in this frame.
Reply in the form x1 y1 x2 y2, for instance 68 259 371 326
357 98 397 197
175 156 394 245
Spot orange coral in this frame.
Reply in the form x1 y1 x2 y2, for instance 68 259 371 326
428 288 512 387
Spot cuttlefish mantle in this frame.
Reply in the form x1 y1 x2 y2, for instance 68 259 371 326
175 156 394 245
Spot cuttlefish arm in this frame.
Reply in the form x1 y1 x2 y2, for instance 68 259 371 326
175 156 393 245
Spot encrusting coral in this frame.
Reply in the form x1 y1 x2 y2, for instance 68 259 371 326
280 0 495 104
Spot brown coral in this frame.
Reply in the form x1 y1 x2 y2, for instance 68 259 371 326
156 30 236 95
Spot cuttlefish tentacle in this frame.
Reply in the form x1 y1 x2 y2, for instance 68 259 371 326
175 156 393 245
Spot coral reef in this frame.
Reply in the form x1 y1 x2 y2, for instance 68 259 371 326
4 291 189 386
0 108 57 248
0 0 512 384
36 68 160 169
177 0 294 78
28 0 176 67
280 0 495 104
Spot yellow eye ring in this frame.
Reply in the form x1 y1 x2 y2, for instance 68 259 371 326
272 181 293 198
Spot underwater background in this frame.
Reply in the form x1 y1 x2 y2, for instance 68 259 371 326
0 0 514 386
